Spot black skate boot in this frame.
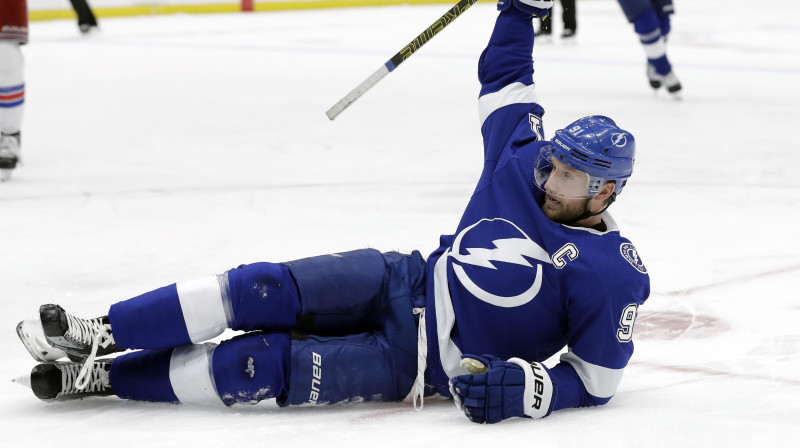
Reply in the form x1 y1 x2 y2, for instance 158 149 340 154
646 64 662 89
647 64 682 98
39 304 121 360
0 132 21 182
662 71 682 95
29 360 114 401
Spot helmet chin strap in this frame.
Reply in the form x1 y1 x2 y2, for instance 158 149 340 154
566 193 616 225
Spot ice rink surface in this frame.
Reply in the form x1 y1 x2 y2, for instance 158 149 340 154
1 1 799 445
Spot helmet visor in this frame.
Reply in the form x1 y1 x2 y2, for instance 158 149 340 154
533 146 597 200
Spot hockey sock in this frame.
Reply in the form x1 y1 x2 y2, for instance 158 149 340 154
633 8 672 76
0 41 24 135
109 263 302 349
109 276 231 349
110 332 291 405
110 347 180 402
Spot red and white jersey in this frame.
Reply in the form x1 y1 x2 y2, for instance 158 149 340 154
0 0 28 43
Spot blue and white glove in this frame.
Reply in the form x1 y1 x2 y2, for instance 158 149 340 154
449 354 555 424
497 0 553 19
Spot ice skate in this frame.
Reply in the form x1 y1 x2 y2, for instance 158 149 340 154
24 360 114 401
0 132 20 182
646 64 682 99
39 304 121 360
661 70 682 96
647 63 662 89
16 318 68 362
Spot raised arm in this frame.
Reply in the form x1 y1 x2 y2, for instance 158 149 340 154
478 1 551 174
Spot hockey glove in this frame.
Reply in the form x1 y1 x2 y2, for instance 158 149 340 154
449 354 555 424
497 0 553 19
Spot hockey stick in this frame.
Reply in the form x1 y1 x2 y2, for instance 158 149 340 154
325 0 480 120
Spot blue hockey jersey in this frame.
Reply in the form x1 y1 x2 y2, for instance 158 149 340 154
423 8 650 413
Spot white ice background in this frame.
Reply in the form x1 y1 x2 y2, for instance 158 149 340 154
1 1 799 446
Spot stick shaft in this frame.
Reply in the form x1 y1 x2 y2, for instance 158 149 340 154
326 0 479 120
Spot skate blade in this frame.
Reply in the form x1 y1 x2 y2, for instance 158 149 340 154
669 91 683 101
12 373 32 390
16 319 68 362
0 169 12 182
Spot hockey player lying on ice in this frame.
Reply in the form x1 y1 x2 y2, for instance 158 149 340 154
16 0 650 424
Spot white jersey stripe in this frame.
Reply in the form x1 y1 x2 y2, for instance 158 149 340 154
478 82 539 127
433 249 467 378
560 350 625 398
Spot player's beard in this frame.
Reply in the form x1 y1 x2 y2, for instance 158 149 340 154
541 193 587 224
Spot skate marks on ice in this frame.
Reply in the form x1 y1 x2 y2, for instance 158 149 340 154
636 310 727 341
632 263 800 389
632 357 800 388
658 264 800 299
639 263 800 341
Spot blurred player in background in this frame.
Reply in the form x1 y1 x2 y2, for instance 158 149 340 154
617 0 681 95
16 0 651 424
536 0 577 39
69 0 99 34
0 0 26 182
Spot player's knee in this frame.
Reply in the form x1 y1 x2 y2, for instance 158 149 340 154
212 332 291 405
224 262 301 330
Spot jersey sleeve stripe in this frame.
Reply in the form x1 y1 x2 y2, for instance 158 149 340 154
560 350 625 398
478 82 539 127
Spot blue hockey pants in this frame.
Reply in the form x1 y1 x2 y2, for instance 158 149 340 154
106 249 426 406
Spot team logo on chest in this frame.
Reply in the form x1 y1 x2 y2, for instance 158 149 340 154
450 218 551 308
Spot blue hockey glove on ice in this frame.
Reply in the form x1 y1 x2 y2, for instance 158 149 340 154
497 0 553 19
449 354 555 424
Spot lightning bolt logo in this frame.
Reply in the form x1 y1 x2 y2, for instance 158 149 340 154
453 237 550 269
450 218 551 308
611 132 628 147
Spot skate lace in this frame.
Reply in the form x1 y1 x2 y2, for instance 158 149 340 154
66 314 115 348
66 314 115 390
410 307 427 411
61 362 110 397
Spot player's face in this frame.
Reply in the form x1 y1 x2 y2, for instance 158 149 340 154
541 158 591 223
